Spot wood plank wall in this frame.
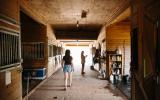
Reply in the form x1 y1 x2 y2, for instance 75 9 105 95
20 12 47 69
131 0 160 100
20 0 62 77
21 12 46 42
0 68 22 100
0 0 22 100
106 20 131 75
0 0 20 22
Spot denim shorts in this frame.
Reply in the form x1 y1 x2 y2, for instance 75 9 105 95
63 65 73 73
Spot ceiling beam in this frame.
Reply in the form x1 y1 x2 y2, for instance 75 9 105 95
55 30 99 40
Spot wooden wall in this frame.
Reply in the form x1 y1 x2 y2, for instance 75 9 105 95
106 20 130 51
95 18 131 77
20 12 47 69
20 2 47 73
0 0 62 99
131 0 160 100
0 68 22 100
20 0 62 78
0 0 22 100
0 0 20 22
21 12 47 42
106 20 131 75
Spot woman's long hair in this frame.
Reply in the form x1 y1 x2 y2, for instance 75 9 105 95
64 49 72 64
65 49 70 57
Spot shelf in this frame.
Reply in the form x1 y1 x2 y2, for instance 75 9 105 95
114 67 122 69
107 53 123 81
109 54 122 56
110 60 122 62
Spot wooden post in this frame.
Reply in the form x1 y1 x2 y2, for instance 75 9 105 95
123 40 125 75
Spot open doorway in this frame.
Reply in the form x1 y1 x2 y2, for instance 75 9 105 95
65 46 92 75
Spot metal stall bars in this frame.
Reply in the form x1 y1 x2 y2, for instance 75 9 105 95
22 42 44 60
0 30 20 70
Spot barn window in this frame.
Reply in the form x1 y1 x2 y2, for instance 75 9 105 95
0 30 20 70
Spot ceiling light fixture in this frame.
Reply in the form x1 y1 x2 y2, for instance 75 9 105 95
81 9 89 18
76 20 79 27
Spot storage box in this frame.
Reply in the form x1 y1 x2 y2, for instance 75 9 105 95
23 68 46 80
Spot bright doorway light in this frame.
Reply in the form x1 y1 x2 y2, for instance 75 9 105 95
65 46 92 69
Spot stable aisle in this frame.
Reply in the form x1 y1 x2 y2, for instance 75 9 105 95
28 64 127 100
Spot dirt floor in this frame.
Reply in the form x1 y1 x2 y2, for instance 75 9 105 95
28 63 128 100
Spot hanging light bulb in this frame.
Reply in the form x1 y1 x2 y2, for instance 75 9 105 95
76 20 79 27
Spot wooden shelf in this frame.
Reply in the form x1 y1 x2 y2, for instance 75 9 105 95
107 53 123 80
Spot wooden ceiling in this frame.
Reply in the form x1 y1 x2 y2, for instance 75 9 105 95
28 0 130 40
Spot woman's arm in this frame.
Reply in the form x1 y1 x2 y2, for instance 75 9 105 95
61 60 64 68
71 59 74 72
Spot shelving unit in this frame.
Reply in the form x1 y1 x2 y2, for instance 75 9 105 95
109 54 122 75
106 52 123 82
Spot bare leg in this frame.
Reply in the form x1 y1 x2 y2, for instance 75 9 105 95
81 63 85 74
68 72 72 87
64 72 68 89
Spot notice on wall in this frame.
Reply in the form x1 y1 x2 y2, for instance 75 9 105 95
5 71 11 85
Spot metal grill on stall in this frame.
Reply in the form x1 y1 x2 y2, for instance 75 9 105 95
22 42 44 60
0 30 20 70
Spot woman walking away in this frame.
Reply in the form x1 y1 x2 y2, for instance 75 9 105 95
81 51 87 74
62 49 74 90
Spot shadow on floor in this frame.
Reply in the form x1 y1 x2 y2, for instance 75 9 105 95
109 75 131 99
